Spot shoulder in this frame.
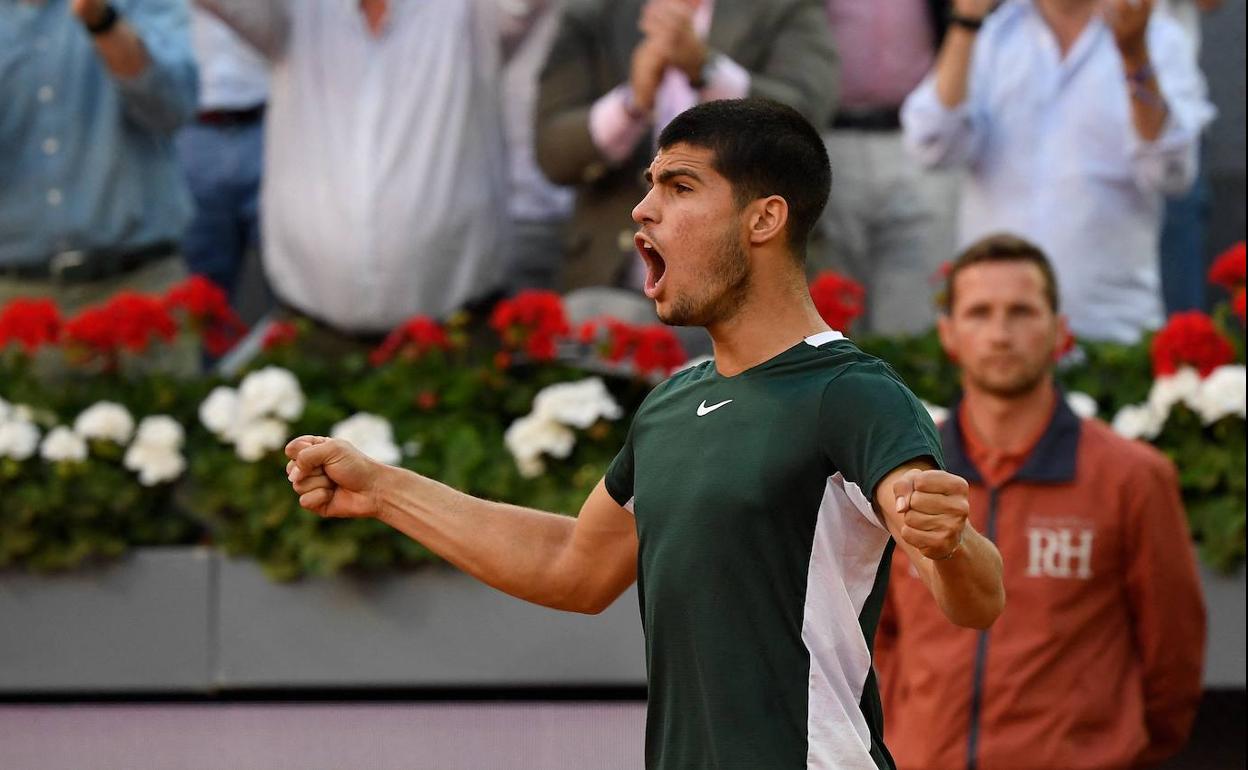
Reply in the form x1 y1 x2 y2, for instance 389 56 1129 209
1080 417 1178 482
814 341 914 398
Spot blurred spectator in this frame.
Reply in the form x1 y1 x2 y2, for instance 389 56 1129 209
0 0 197 314
902 0 1215 343
1157 0 1222 315
501 0 574 295
176 7 268 307
535 0 838 293
196 0 541 337
814 0 955 335
876 234 1206 770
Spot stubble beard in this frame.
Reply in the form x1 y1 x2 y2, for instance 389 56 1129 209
658 226 752 328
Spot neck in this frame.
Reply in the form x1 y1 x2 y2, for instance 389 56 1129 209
960 376 1057 452
705 261 827 376
1036 0 1098 56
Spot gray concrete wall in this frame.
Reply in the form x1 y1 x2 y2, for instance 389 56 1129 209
1201 2 1246 265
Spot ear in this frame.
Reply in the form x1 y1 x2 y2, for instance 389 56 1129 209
1053 314 1074 362
746 195 789 247
936 313 959 364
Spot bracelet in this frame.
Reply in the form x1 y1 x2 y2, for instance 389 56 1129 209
85 3 120 36
621 86 651 122
932 532 964 562
948 12 985 31
1125 60 1156 86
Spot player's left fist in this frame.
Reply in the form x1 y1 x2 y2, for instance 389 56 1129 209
893 468 970 561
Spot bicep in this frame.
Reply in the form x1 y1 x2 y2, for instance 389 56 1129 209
555 478 639 612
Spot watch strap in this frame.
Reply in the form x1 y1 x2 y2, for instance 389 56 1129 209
86 4 120 36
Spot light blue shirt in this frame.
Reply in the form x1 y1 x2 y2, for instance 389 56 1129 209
0 0 198 265
902 0 1215 344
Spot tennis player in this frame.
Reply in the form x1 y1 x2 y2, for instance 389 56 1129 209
286 99 1005 770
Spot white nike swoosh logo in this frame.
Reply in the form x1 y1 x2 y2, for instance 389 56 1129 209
697 399 733 416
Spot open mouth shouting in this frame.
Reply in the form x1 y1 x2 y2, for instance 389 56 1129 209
636 232 667 299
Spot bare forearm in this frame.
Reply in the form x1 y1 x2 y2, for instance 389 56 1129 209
90 21 150 79
928 526 1004 629
934 27 979 109
375 466 584 611
1122 49 1169 143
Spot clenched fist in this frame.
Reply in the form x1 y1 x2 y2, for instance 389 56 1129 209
892 468 970 561
285 436 385 519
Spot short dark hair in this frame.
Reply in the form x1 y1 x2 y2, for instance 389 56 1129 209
657 98 831 260
943 233 1060 313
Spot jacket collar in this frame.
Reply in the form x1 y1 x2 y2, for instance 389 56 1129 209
940 387 1082 486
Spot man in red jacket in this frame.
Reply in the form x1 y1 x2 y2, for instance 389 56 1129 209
876 233 1206 769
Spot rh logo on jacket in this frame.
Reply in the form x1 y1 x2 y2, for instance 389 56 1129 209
1026 523 1095 580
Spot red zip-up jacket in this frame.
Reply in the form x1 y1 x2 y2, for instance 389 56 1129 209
876 394 1206 770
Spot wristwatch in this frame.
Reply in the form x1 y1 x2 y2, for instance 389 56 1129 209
85 3 120 36
688 52 719 90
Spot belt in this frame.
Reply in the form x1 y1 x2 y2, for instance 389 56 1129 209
831 107 902 132
0 241 176 284
197 104 265 127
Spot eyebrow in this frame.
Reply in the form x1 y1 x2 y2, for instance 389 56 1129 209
644 167 703 186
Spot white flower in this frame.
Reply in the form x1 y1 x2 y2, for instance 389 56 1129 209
0 397 10 423
1147 367 1202 419
0 419 41 460
331 413 402 466
238 366 305 422
532 377 623 429
123 443 187 486
921 401 949 425
1111 403 1166 441
1065 391 1098 420
133 415 185 450
199 386 242 440
504 413 575 478
1192 364 1247 426
73 402 135 444
40 426 88 463
233 418 290 462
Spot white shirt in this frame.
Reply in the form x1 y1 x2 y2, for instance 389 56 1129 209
902 0 1215 343
190 7 269 110
1158 0 1201 52
198 0 516 333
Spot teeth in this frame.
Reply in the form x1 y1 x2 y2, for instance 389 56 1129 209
640 238 654 250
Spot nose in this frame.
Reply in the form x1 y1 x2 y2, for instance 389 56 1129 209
632 185 659 227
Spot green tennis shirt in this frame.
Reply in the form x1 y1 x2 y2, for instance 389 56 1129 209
605 331 944 770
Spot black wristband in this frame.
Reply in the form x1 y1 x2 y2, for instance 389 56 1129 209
948 12 985 32
86 4 120 36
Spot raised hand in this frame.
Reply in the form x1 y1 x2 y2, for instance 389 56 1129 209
639 0 706 84
1103 0 1154 61
892 468 971 561
284 436 385 519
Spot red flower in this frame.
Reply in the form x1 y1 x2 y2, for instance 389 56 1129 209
1150 311 1236 377
63 292 178 363
261 321 300 351
416 390 438 411
0 298 61 354
1208 242 1246 290
1233 288 1246 325
808 271 865 331
369 316 450 366
632 325 687 375
489 291 570 362
164 276 247 357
